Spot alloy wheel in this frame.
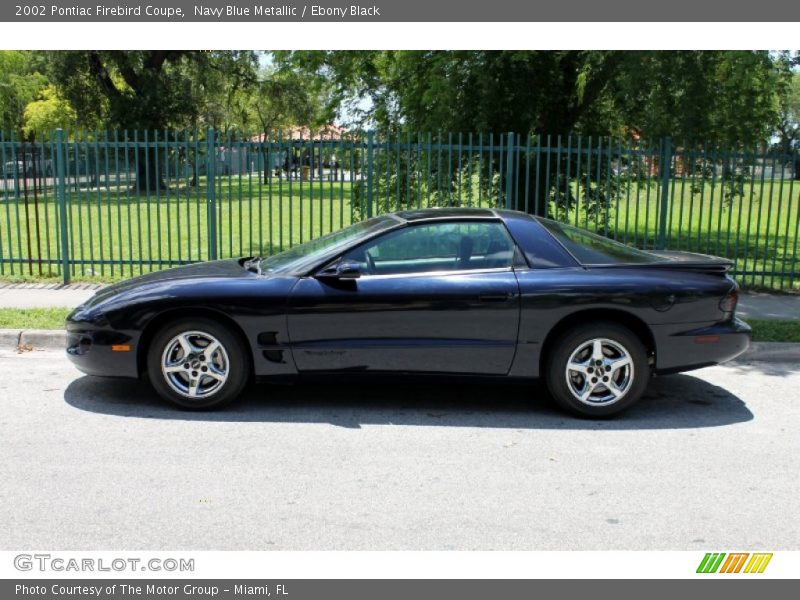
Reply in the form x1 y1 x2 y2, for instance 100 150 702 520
160 330 230 399
564 337 634 406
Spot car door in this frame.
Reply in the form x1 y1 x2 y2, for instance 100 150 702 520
287 220 521 375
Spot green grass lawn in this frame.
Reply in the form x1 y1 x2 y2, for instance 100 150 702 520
1 307 798 345
745 319 800 342
0 176 362 281
1 174 798 289
0 307 70 330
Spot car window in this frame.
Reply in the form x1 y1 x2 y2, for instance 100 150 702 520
538 218 670 265
259 215 397 274
343 221 515 276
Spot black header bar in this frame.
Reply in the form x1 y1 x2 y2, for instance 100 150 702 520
3 1 800 22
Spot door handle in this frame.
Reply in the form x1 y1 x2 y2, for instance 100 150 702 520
478 292 515 303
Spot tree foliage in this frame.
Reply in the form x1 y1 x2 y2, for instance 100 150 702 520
39 51 332 136
248 66 332 134
776 70 800 154
1 50 796 201
277 50 787 147
44 51 260 132
22 85 79 136
279 50 795 216
40 51 262 189
0 51 47 135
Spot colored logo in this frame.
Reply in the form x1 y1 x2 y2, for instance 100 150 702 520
697 552 773 574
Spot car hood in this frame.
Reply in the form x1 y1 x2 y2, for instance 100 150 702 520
81 258 254 308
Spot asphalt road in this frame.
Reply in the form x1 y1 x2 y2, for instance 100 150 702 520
0 349 797 550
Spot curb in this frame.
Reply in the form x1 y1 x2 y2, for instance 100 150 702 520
1 329 799 363
0 329 22 348
20 329 67 349
2 329 66 351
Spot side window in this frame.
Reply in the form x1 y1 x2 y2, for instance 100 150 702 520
343 221 515 276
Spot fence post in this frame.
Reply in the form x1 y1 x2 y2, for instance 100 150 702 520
206 128 217 260
366 130 375 218
55 129 70 284
505 132 515 209
657 136 672 250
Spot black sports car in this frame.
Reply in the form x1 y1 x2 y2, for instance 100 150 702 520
66 208 751 417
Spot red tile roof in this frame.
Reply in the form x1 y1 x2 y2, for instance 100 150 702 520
250 125 347 142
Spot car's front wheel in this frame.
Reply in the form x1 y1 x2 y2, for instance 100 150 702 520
545 321 649 418
147 317 249 409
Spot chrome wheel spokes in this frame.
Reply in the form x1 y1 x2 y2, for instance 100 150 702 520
565 337 634 406
161 331 230 400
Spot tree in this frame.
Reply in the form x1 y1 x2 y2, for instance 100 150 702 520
778 72 800 151
0 51 47 135
193 63 330 134
46 51 256 130
612 51 786 146
278 50 789 215
279 50 784 145
245 66 332 183
45 51 259 189
22 85 79 136
776 70 800 179
250 68 330 134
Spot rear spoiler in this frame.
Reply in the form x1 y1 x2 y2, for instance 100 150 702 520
586 251 734 274
644 250 734 273
637 262 733 274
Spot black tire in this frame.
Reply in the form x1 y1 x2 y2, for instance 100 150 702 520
146 317 250 410
545 321 649 418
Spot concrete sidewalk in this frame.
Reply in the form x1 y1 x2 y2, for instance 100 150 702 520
737 291 800 321
0 283 104 309
0 282 798 320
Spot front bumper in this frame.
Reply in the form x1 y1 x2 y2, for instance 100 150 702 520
652 317 751 375
66 321 139 378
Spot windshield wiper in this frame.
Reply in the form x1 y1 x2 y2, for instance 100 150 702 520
243 257 263 275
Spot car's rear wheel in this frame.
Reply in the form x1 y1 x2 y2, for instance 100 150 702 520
545 321 649 418
147 317 249 410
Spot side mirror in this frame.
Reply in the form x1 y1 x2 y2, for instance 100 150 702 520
315 260 362 281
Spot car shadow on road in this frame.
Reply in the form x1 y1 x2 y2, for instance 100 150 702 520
726 359 800 378
64 372 753 430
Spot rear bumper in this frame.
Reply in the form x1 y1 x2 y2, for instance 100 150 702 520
66 321 139 378
653 317 751 375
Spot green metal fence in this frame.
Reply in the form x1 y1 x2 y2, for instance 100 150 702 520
1 129 798 289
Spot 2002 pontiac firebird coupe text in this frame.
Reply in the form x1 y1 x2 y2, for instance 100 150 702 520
66 208 750 417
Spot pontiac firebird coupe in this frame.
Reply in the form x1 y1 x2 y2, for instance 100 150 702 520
66 208 751 417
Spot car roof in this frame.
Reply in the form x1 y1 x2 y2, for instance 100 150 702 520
393 207 525 222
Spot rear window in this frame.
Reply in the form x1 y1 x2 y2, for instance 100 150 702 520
539 219 669 265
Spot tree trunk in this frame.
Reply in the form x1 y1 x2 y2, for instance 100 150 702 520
134 146 166 192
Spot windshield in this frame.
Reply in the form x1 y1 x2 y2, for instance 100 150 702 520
259 216 399 274
538 218 670 265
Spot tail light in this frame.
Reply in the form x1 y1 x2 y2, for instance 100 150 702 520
719 289 738 320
